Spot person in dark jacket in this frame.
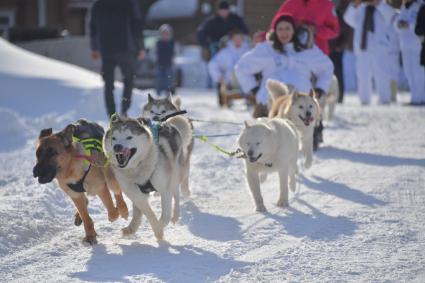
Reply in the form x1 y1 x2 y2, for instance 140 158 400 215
329 0 352 103
90 0 145 117
197 1 249 59
415 3 425 67
155 24 175 96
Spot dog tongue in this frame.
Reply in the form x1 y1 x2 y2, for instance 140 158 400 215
122 147 131 157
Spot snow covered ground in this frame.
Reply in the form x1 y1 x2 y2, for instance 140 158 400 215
1 38 425 282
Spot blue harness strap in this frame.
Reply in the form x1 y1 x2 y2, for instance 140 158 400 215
146 119 161 143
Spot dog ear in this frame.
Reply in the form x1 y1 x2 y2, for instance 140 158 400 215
147 93 154 103
110 113 122 125
61 124 75 148
166 92 172 101
39 128 52 139
309 89 316 98
244 121 250 128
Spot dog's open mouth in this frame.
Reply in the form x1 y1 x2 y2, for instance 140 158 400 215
249 153 262 163
298 115 314 126
115 148 137 168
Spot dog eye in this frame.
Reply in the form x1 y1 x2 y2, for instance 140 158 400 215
256 142 260 146
150 110 155 114
161 110 166 114
309 105 313 109
126 136 132 140
112 137 116 141
299 105 304 109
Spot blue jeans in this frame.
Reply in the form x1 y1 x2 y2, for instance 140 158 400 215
156 66 174 96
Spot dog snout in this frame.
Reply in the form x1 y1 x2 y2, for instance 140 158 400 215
113 144 123 152
33 164 40 177
247 150 254 157
306 110 312 117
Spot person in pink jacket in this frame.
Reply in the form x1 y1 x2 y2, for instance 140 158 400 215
273 0 340 55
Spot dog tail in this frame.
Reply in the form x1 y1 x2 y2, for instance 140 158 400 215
266 79 289 101
173 96 182 110
167 115 192 150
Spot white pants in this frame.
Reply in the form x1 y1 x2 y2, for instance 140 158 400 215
401 46 425 103
356 49 392 104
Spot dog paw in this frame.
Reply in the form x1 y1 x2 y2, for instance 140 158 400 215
83 235 97 245
108 208 120 222
74 212 82 226
171 215 179 224
304 159 312 169
256 204 267 213
118 204 129 220
154 228 164 241
122 226 136 236
181 188 191 198
277 199 289 208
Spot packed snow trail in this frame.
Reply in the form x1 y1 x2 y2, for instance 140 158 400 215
1 39 425 282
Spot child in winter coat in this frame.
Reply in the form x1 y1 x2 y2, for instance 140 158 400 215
208 29 251 92
156 24 175 96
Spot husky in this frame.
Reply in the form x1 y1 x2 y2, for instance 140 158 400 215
103 114 193 240
141 93 193 197
33 120 129 245
267 79 320 169
142 93 182 121
237 118 299 212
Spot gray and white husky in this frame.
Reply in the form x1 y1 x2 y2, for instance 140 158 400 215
141 93 193 197
103 114 192 240
142 93 182 121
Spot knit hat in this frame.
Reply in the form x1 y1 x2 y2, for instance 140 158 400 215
271 12 296 31
159 24 173 34
218 1 230 10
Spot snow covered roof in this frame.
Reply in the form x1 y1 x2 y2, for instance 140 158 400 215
147 0 198 20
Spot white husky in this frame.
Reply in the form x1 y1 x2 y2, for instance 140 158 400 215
103 114 192 240
237 118 299 212
267 79 320 169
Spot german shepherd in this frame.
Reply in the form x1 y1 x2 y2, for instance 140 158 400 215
33 120 129 245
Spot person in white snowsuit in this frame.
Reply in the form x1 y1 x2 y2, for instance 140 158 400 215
208 30 251 88
235 14 334 114
386 12 401 102
394 0 425 105
344 0 396 105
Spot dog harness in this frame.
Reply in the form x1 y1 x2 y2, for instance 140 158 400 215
146 120 161 144
136 180 157 194
67 164 91 193
67 136 103 193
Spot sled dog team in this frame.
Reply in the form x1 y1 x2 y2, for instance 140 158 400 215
33 81 322 244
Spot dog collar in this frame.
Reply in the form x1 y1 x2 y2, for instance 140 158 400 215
136 180 157 194
67 164 91 193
